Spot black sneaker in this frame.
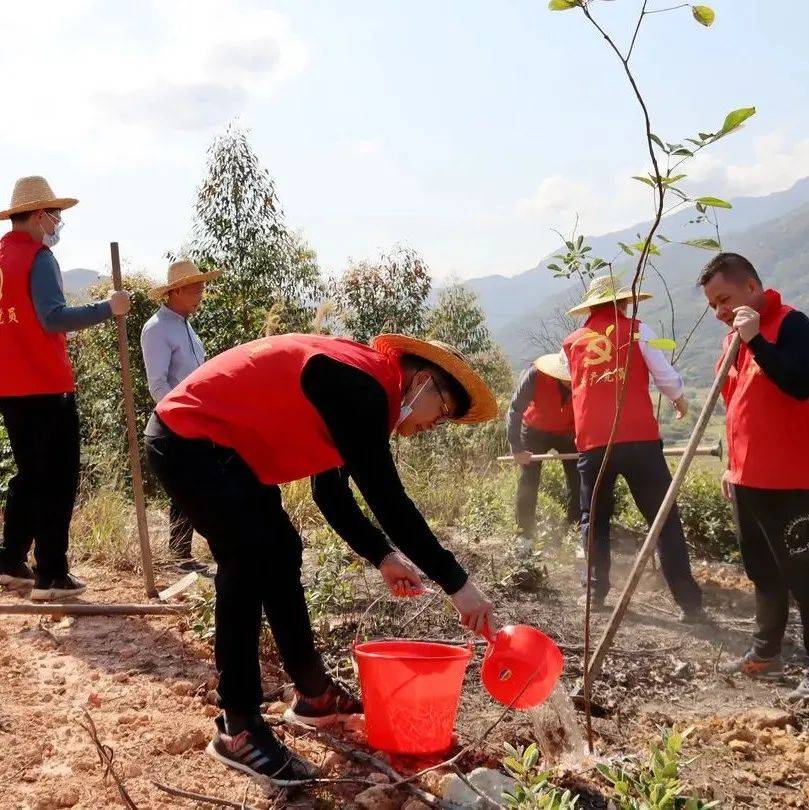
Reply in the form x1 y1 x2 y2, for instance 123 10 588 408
172 558 210 575
578 592 609 613
206 715 318 783
30 573 87 602
0 561 35 589
283 680 363 728
718 649 784 680
679 606 711 625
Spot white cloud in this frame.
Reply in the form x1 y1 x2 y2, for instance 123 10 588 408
346 139 383 157
0 0 308 165
517 131 809 238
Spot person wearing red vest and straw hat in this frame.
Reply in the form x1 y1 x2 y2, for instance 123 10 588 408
0 176 131 601
562 275 704 620
699 253 809 702
144 332 498 781
506 351 580 537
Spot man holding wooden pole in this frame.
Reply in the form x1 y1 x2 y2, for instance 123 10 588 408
506 352 580 535
563 275 704 620
699 253 809 702
0 177 131 601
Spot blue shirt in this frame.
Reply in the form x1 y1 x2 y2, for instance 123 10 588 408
30 250 112 332
140 305 206 403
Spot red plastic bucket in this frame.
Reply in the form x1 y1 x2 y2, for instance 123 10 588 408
353 640 472 755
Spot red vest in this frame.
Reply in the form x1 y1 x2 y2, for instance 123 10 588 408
157 334 403 485
563 308 660 452
720 289 809 490
0 231 74 396
522 367 575 435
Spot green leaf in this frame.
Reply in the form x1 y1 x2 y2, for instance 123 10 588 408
632 175 656 187
698 132 713 141
683 238 721 251
692 5 715 26
649 133 667 151
656 234 670 242
695 195 732 209
696 202 706 213
671 148 694 156
662 173 687 184
618 242 634 256
648 337 677 350
685 137 704 146
719 106 756 134
548 0 577 9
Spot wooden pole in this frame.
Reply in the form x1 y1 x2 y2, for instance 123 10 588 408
0 602 188 616
110 242 157 598
586 332 741 682
497 443 722 463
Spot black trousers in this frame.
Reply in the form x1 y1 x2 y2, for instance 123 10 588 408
168 498 194 559
516 426 580 535
578 440 702 610
732 485 809 658
145 426 330 712
0 393 79 580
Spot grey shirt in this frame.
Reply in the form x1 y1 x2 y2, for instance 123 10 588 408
140 305 206 403
30 250 112 332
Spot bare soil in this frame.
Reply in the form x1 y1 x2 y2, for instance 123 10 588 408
1 529 808 809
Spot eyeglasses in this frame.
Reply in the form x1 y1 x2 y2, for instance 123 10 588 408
430 375 453 424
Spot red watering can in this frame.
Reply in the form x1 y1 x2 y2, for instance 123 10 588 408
480 623 564 710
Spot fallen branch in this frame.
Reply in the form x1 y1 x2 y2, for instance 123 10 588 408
286 724 459 809
78 710 138 810
0 602 189 616
153 781 261 809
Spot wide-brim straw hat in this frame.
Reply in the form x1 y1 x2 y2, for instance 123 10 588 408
371 334 498 424
567 274 652 317
535 351 570 382
149 260 222 300
0 176 78 220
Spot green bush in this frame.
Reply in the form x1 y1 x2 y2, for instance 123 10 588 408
0 422 13 501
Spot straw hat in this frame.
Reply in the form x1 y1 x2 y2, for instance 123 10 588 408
567 274 652 317
371 334 498 424
149 260 222 301
535 351 570 382
0 176 78 220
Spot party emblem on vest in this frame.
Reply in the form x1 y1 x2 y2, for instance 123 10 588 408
785 514 809 558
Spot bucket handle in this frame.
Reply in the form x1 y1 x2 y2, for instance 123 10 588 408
352 588 474 653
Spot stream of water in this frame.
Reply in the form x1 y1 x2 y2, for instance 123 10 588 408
527 683 590 769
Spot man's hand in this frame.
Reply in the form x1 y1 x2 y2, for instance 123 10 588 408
450 579 495 637
378 552 424 598
109 290 132 316
673 396 688 421
512 449 533 466
732 306 760 344
721 469 733 501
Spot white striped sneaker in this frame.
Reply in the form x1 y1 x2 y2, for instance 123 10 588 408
206 715 318 783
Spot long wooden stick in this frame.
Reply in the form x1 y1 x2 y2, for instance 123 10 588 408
110 242 157 598
497 443 722 463
0 602 188 616
586 332 741 682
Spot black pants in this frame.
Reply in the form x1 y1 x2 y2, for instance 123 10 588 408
0 393 80 580
145 425 329 712
578 440 702 610
516 426 580 535
169 498 194 559
732 485 809 658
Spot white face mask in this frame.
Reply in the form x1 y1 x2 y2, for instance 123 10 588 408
42 213 64 247
395 378 431 428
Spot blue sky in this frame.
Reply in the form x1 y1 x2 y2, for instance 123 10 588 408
1 0 807 282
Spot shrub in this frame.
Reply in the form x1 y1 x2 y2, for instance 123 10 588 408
502 742 580 809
